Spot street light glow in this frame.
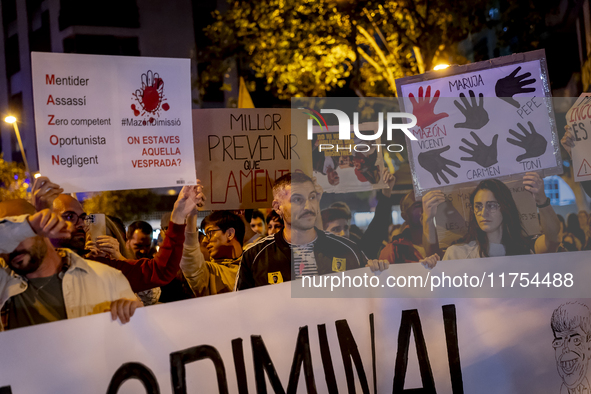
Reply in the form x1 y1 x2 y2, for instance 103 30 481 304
4 116 16 123
434 64 450 71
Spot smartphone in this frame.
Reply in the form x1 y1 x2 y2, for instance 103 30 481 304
87 214 106 242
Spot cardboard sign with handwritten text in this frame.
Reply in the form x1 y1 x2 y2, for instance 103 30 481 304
193 109 311 209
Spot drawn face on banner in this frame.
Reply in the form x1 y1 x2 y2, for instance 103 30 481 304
551 303 591 390
553 326 591 389
473 190 503 234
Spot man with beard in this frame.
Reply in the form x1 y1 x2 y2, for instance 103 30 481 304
236 172 388 289
32 177 204 293
551 302 591 394
0 201 141 329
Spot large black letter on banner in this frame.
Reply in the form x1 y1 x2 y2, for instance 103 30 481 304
393 309 436 393
317 324 338 394
0 386 12 394
442 305 463 393
170 345 228 394
106 362 160 394
232 338 249 394
251 326 317 394
335 319 370 394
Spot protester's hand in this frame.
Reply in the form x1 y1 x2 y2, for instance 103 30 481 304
85 240 104 258
420 254 440 270
422 191 446 221
561 125 575 157
109 298 143 324
188 179 206 216
495 66 536 108
417 146 460 185
523 172 547 205
31 176 63 211
381 168 396 198
366 259 389 273
459 132 499 168
27 209 73 238
95 236 124 260
454 90 489 129
171 184 205 224
507 121 547 162
409 85 448 129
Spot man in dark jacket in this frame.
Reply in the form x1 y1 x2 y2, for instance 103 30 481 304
236 172 387 290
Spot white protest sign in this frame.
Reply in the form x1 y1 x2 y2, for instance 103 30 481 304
566 93 591 181
193 108 311 210
1 251 591 393
31 52 196 192
396 50 561 195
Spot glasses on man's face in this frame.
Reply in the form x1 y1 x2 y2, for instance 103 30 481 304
552 335 583 348
473 201 501 215
204 228 223 240
61 211 90 227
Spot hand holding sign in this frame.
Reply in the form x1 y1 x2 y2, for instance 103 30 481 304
495 66 536 108
507 121 547 162
454 90 489 129
418 146 460 185
460 132 499 168
561 125 575 157
409 85 448 129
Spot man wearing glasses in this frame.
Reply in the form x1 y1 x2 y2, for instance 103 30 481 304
180 206 245 297
51 194 91 254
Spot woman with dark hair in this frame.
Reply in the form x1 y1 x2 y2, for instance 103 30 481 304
421 172 560 266
445 173 559 260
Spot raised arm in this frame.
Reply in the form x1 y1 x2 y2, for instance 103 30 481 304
523 172 560 253
422 191 445 257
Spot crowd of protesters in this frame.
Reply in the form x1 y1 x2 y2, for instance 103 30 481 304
0 123 589 331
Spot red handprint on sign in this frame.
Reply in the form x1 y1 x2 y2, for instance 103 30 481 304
408 85 448 129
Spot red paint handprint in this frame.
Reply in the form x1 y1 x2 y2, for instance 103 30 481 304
409 85 449 129
131 70 170 121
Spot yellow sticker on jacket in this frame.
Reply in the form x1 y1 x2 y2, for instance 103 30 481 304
268 272 283 284
332 257 346 272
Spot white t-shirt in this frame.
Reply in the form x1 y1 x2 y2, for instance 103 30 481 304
443 240 506 260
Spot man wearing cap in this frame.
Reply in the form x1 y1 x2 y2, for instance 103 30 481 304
0 201 141 329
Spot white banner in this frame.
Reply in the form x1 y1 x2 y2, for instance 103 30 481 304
1 252 591 393
31 52 197 192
